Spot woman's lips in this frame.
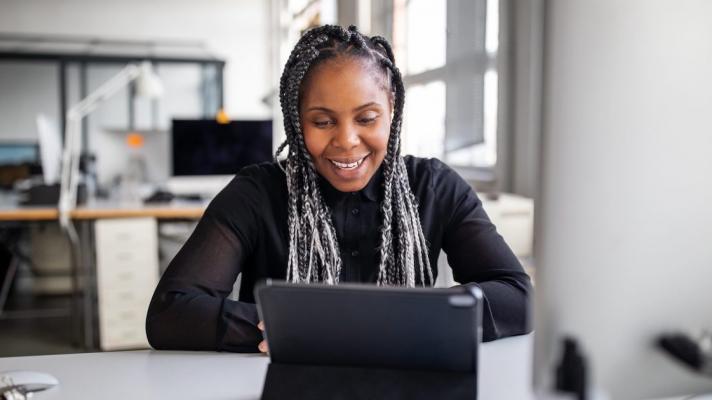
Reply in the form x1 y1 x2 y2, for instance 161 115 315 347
328 154 369 170
326 153 371 179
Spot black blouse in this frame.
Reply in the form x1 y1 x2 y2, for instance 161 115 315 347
146 156 532 352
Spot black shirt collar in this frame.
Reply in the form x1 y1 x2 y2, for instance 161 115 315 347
318 166 383 204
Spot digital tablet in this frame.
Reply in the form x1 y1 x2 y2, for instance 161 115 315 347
255 281 482 372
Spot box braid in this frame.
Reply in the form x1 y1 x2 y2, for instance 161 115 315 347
275 25 434 287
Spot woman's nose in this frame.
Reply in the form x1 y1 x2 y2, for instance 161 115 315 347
332 123 360 149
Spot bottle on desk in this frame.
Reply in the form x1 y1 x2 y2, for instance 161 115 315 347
118 133 148 204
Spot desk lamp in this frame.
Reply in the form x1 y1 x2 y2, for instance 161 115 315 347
58 61 163 230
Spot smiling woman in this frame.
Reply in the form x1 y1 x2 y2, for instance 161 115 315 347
146 25 531 354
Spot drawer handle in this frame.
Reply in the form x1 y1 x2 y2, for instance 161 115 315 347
117 272 134 281
116 292 135 300
115 233 133 241
116 252 133 261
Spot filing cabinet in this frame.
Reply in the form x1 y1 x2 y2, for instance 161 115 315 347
480 194 534 258
94 217 159 350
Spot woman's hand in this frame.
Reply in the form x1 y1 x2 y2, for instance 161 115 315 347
257 321 269 353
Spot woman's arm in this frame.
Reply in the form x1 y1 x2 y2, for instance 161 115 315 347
438 166 532 342
145 211 262 352
146 170 269 353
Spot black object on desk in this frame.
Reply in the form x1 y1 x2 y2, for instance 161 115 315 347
143 190 175 204
555 337 588 400
18 183 86 206
255 281 483 400
143 190 203 204
659 332 712 377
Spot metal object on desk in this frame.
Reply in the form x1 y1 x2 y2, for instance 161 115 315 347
0 370 58 400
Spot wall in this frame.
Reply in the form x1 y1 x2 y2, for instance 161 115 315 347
534 0 712 398
0 0 271 184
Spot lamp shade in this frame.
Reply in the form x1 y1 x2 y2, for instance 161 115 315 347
135 61 163 98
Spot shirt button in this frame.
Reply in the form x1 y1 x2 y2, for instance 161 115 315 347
351 250 359 257
351 208 360 215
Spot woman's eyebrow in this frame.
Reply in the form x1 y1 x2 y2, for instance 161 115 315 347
305 102 382 113
305 106 333 113
353 102 380 111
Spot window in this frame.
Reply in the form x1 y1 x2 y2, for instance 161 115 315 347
275 0 502 169
403 81 446 158
393 0 499 168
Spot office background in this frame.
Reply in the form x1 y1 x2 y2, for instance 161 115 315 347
2 1 712 398
0 0 539 356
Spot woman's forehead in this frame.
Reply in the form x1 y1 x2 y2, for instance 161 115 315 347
301 58 390 109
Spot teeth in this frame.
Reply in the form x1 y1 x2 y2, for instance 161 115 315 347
330 156 367 170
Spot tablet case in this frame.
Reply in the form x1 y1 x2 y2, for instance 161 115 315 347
255 281 482 400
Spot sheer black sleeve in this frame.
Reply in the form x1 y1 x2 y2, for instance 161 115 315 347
436 162 533 342
146 173 267 353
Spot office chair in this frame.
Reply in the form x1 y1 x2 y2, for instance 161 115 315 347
0 243 18 317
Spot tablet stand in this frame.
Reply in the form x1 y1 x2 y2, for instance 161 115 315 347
261 362 477 400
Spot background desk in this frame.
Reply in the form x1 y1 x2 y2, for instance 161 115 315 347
0 201 206 221
0 200 207 351
0 334 534 399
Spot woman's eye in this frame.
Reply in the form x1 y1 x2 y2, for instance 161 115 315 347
313 120 333 128
357 116 378 125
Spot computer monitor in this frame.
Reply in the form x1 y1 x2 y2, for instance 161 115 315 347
0 143 38 167
168 119 273 196
533 2 712 399
0 142 41 188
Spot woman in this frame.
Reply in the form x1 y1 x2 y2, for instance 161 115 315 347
146 25 531 353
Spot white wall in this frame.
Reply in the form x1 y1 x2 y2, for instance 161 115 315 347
534 1 712 398
0 0 271 184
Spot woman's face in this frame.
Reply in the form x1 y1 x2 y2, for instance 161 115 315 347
300 57 391 192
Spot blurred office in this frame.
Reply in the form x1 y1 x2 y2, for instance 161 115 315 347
1 0 711 398
0 0 536 355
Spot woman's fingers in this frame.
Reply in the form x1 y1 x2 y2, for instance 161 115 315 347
258 321 268 353
258 340 269 353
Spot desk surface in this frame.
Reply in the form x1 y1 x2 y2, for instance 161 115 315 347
0 335 533 400
0 200 206 221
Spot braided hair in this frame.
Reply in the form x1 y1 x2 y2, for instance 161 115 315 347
275 25 434 287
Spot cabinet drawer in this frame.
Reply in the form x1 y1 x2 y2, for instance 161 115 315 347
97 243 156 266
99 314 150 350
96 251 158 289
94 218 157 254
97 285 155 312
101 328 149 351
98 298 152 350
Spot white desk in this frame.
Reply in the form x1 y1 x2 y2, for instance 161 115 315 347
0 335 533 400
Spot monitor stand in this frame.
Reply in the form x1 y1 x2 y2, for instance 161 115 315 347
166 175 233 200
